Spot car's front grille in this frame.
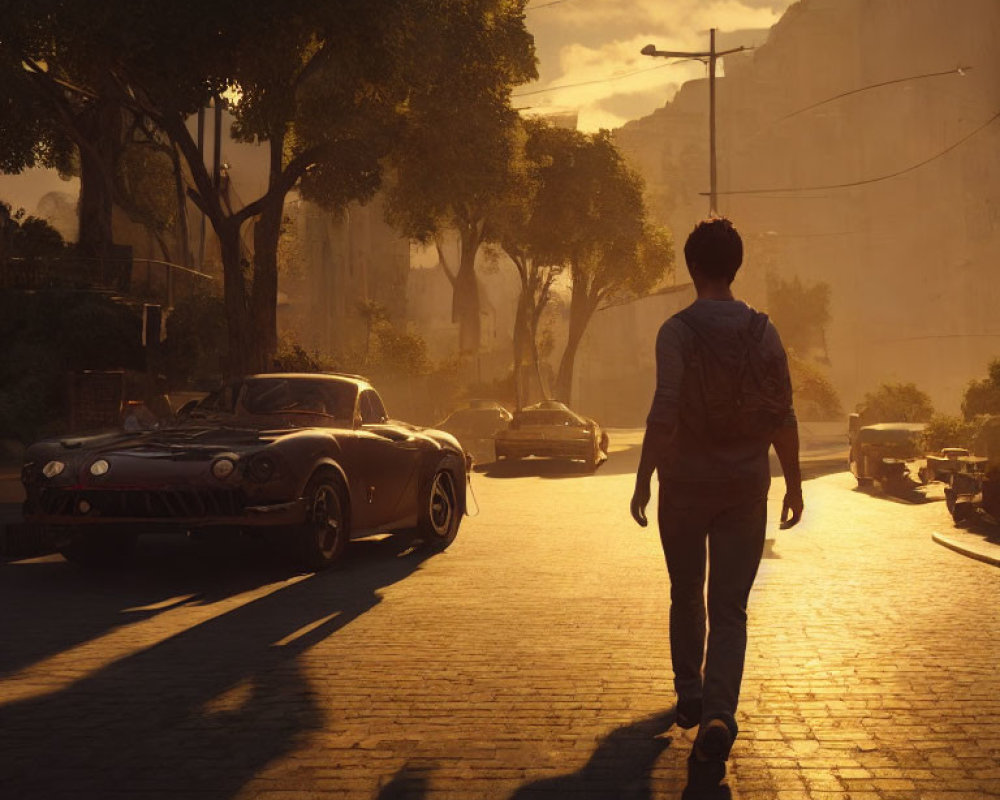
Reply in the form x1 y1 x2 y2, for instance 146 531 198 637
37 487 247 519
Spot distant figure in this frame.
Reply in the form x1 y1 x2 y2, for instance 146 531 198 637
145 375 173 422
630 217 803 776
121 400 158 431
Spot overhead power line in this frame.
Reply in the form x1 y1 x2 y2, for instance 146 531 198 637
513 59 696 98
781 66 973 120
526 0 573 11
706 106 1000 196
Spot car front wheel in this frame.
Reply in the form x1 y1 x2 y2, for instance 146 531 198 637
418 467 461 549
296 473 349 571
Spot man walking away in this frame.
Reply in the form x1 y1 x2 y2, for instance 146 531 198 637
630 217 803 773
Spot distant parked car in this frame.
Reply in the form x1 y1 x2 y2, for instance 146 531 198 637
494 400 608 471
848 422 925 492
435 400 513 465
918 447 983 485
944 416 1000 524
21 373 468 570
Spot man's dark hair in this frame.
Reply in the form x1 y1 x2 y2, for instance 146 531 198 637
683 217 743 283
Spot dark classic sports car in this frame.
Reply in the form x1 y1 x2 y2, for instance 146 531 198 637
493 400 608 470
21 373 469 570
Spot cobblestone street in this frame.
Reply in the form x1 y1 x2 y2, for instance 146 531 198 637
1 434 998 800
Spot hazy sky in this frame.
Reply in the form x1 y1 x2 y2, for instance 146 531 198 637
522 0 795 131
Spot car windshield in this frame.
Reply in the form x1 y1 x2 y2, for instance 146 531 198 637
242 378 357 421
515 409 583 427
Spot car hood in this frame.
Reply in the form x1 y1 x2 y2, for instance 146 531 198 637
26 424 326 462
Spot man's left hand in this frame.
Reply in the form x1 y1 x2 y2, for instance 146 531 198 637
780 490 804 529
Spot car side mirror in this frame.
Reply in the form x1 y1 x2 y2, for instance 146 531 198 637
354 413 364 429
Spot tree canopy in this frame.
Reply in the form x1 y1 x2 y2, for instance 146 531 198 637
857 381 934 424
1 0 538 376
962 358 1000 420
535 128 673 402
385 0 537 357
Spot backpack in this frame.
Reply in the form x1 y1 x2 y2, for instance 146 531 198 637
675 307 791 443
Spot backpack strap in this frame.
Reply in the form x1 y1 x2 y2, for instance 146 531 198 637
675 306 768 359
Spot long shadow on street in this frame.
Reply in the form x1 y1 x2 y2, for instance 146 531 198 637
375 710 734 800
0 534 316 677
0 534 434 800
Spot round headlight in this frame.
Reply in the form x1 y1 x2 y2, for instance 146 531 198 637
212 458 236 480
89 459 110 477
42 460 66 478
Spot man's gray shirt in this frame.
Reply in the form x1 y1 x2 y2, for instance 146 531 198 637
647 298 796 502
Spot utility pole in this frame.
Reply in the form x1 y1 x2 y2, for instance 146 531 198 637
641 30 749 214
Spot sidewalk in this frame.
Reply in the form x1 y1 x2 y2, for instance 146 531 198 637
932 523 1000 567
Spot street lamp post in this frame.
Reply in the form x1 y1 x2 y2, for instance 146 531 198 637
641 29 748 214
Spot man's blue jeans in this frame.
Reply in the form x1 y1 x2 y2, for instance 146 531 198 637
657 487 767 736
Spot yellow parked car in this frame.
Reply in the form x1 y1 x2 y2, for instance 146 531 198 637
494 400 608 471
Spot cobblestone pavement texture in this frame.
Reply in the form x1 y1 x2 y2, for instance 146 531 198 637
0 432 998 800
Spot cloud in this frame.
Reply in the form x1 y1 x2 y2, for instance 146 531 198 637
523 0 793 130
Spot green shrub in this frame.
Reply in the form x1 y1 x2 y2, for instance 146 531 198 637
961 358 1000 420
0 290 143 442
788 353 842 421
163 292 228 389
857 382 934 425
924 414 974 452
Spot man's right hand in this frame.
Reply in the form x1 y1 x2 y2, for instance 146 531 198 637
780 489 803 529
630 482 651 527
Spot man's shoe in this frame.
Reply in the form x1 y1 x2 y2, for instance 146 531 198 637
694 718 733 762
686 747 726 788
676 697 703 729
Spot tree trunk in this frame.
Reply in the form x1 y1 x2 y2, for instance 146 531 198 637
217 220 250 378
76 94 120 264
554 274 597 404
171 144 191 267
527 296 548 401
512 286 530 410
452 224 482 357
250 195 283 373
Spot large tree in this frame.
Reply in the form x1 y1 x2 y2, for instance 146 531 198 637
494 118 572 408
3 0 537 376
385 0 537 358
511 127 673 404
0 3 116 260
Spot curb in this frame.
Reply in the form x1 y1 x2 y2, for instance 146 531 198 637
932 531 1000 568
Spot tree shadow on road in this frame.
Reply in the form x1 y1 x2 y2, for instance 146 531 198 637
0 532 316 677
0 534 436 800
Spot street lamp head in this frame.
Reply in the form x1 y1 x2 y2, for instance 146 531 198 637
641 44 657 56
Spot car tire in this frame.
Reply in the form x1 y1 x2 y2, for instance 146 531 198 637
296 472 349 571
417 465 461 550
951 501 974 524
944 486 973 524
59 527 136 567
